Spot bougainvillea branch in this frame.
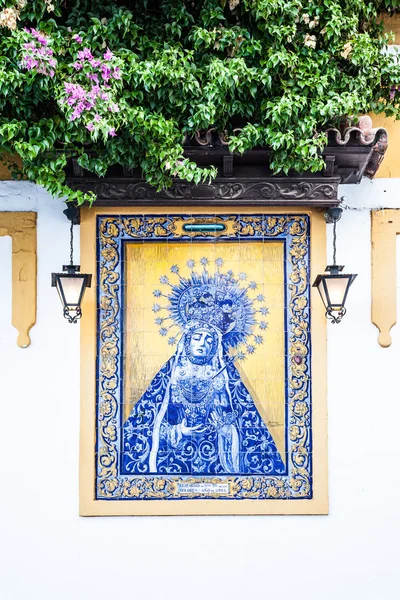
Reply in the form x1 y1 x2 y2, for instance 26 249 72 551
0 0 400 204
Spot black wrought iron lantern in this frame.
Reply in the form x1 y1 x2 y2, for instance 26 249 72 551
313 207 357 324
51 206 92 323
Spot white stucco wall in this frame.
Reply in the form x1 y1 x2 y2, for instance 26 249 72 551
0 179 399 600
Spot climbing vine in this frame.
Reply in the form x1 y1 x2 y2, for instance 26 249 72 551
0 0 400 203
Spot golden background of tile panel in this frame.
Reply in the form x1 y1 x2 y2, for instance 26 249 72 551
124 240 285 458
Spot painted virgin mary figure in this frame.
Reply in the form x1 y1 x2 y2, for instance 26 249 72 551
122 258 285 475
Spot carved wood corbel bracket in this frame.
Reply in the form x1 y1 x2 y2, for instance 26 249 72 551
371 209 400 347
0 212 37 348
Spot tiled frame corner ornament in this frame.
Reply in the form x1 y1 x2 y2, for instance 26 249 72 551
0 211 37 348
96 214 312 503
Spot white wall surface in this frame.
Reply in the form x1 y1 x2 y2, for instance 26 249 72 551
0 179 399 600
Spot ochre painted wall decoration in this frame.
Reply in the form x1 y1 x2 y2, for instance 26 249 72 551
0 154 22 180
371 209 400 347
382 13 400 43
0 211 37 347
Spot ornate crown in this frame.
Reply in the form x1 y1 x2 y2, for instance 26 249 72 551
152 257 269 358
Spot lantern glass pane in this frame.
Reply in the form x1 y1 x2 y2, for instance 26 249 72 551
325 276 351 309
54 277 65 306
59 276 85 306
317 279 329 309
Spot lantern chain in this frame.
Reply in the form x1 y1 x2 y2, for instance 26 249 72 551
333 218 337 266
70 219 74 266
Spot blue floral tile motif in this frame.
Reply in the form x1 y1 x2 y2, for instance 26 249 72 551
96 214 312 501
122 354 286 476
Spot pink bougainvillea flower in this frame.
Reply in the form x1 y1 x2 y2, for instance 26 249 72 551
101 64 111 82
108 102 120 113
112 67 122 80
72 61 83 70
73 34 82 43
108 128 117 137
23 57 38 70
94 114 101 123
21 28 57 77
103 48 114 61
77 47 93 61
29 29 48 46
88 84 101 100
64 82 86 100
86 122 95 131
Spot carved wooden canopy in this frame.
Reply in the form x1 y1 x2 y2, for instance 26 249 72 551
66 118 387 207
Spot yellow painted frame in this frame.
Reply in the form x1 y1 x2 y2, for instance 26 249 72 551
0 211 37 348
80 206 328 516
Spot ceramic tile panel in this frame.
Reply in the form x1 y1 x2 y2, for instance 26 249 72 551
92 212 320 510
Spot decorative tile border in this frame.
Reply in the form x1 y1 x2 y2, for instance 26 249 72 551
96 214 311 501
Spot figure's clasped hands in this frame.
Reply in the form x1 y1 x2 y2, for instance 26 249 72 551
180 418 206 436
210 410 229 436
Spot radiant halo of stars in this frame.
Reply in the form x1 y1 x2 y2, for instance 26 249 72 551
152 257 270 360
